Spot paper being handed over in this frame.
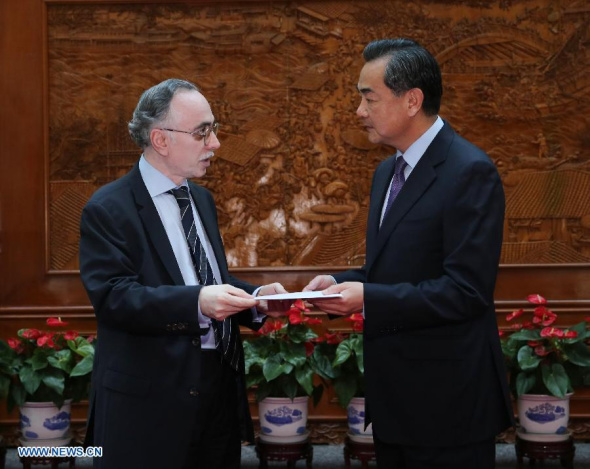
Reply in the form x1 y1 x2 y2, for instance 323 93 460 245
255 291 343 301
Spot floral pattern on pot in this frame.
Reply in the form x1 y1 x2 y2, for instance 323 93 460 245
525 403 566 424
264 406 303 426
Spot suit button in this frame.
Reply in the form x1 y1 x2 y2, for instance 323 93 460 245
189 387 199 397
192 337 201 347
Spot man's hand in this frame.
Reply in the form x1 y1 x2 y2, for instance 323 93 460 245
256 282 292 318
302 275 336 292
306 281 364 316
198 284 257 321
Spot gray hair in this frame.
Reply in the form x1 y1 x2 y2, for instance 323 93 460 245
128 78 199 149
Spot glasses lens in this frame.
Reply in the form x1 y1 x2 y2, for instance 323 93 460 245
204 122 219 145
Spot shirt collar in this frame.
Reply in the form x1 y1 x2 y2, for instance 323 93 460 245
139 155 188 197
398 116 444 167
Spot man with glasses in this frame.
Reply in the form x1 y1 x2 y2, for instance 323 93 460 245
79 78 290 469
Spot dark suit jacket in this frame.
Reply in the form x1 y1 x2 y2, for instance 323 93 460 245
79 163 260 468
334 122 514 447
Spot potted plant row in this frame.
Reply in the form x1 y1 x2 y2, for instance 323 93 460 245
500 294 590 442
0 317 95 447
244 301 370 443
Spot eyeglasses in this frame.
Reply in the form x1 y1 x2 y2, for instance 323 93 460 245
159 122 219 146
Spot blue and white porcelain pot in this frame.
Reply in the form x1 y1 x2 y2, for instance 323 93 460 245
258 396 309 442
517 393 572 441
347 397 373 441
19 400 72 444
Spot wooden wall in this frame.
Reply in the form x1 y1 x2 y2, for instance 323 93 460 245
1 0 590 443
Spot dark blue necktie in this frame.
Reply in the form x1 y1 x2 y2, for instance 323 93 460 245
168 187 240 371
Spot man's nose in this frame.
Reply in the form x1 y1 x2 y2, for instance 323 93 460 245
206 131 221 150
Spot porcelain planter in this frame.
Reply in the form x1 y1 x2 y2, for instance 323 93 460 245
517 393 572 442
258 396 309 443
347 397 373 443
19 400 72 446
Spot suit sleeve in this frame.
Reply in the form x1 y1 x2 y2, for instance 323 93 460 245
363 159 505 336
80 200 203 336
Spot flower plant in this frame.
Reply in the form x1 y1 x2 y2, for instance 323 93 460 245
244 300 335 404
501 294 590 399
0 317 95 410
326 313 365 408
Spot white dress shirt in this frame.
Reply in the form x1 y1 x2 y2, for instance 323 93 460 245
138 156 263 348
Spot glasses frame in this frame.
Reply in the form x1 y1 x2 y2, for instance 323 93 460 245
159 122 219 145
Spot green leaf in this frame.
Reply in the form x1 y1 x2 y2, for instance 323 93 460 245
70 355 93 377
565 322 588 344
509 329 541 341
563 342 590 367
263 355 292 382
281 342 306 368
72 344 95 358
29 348 51 371
48 349 74 374
0 374 10 399
310 349 336 380
41 369 65 396
295 365 314 396
515 372 536 397
282 377 299 400
333 373 357 407
10 383 26 410
333 341 353 367
19 366 42 395
517 345 542 371
542 363 569 398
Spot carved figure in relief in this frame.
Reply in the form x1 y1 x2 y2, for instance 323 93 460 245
79 79 291 469
304 38 512 468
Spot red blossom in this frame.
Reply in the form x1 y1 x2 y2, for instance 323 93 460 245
510 323 523 331
259 319 283 335
87 335 95 343
506 309 524 322
534 346 552 357
540 327 564 338
21 329 42 340
325 332 344 344
47 317 68 327
292 299 310 312
498 330 505 337
527 294 547 305
564 330 578 339
306 317 323 325
288 311 304 325
64 331 79 341
521 321 535 330
527 340 543 347
304 342 315 357
532 306 557 327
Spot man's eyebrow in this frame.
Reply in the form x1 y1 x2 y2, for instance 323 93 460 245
192 121 213 131
357 86 373 94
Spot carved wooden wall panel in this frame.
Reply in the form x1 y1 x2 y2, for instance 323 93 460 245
44 0 590 270
1 0 590 441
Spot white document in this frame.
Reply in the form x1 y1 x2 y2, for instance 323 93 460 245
256 291 343 301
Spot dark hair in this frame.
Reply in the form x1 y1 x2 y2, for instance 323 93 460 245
128 78 199 149
363 38 442 115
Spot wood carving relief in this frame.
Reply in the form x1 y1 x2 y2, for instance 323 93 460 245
46 0 590 270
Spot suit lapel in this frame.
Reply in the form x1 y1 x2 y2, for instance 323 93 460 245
129 164 185 285
367 122 454 270
365 156 395 265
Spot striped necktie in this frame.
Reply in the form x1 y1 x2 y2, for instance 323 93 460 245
168 186 240 371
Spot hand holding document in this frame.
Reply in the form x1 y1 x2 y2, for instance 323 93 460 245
255 291 343 301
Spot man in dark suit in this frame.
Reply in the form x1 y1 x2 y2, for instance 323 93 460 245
304 39 513 468
79 78 289 469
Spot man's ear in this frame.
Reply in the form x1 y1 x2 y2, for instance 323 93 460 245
150 128 169 155
406 88 424 117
